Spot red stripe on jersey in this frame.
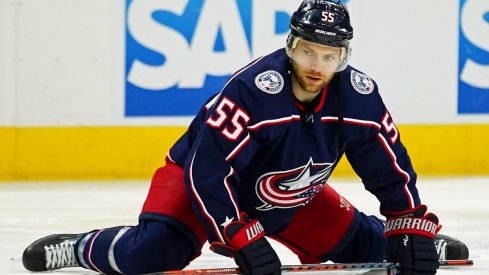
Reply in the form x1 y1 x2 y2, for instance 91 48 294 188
344 118 382 130
166 152 176 164
293 85 328 112
225 133 251 162
249 116 381 132
376 134 415 209
314 85 328 112
320 117 382 130
86 229 105 274
223 167 241 218
220 57 264 93
188 153 226 243
294 100 306 111
248 115 301 131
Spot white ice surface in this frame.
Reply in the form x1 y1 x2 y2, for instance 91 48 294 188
1 177 488 274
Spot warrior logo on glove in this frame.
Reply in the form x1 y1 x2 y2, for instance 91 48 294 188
385 205 443 275
246 221 265 241
385 216 439 237
384 205 441 238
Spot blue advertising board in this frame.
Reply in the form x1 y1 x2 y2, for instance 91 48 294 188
125 0 351 117
458 0 489 113
125 0 293 116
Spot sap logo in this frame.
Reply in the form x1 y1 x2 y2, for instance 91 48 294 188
460 0 489 89
126 0 296 91
458 0 489 113
124 0 352 116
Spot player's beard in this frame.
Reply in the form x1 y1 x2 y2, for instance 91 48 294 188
290 60 333 94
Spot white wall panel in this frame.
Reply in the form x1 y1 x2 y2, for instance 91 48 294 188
14 0 124 126
349 0 464 124
0 0 487 127
0 0 13 125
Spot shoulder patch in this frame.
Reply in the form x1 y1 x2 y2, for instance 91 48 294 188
350 70 374 95
255 70 284 94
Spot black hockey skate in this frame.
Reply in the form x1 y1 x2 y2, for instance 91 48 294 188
435 233 469 260
22 234 82 271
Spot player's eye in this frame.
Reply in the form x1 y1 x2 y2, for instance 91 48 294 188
303 49 313 56
323 55 337 62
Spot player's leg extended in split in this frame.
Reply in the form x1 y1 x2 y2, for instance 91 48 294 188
23 163 208 274
22 163 469 274
269 184 387 264
270 185 469 264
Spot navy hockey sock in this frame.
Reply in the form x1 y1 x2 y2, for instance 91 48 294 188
76 226 129 274
76 221 196 275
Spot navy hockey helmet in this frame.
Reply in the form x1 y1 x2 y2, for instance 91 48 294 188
287 0 353 72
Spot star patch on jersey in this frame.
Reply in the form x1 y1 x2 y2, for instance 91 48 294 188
351 70 374 95
255 158 334 211
255 70 284 94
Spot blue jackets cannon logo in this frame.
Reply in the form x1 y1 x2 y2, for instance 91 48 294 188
255 158 334 211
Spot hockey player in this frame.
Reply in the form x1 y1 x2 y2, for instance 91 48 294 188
22 1 468 275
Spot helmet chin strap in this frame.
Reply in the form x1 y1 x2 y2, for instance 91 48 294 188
285 35 301 57
340 47 346 62
291 36 300 50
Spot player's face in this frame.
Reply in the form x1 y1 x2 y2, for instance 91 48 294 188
289 39 341 94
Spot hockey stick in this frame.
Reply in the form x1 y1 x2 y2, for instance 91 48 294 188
156 260 473 274
158 262 397 274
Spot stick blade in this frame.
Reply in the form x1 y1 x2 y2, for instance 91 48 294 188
439 259 474 267
154 259 474 275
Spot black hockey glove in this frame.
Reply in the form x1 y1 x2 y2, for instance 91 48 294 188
384 205 442 275
210 213 281 275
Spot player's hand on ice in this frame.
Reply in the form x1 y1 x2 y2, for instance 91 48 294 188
384 205 441 275
210 213 281 275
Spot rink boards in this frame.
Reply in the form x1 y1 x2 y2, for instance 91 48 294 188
0 0 488 180
1 124 488 180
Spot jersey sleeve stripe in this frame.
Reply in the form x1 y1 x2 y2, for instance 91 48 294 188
220 56 264 93
344 118 381 129
376 133 415 209
321 116 382 130
166 151 176 163
248 116 381 131
188 152 226 243
204 93 222 111
225 133 251 162
248 115 301 131
223 166 241 218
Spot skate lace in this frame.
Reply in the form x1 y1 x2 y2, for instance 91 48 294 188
44 239 77 269
435 239 447 260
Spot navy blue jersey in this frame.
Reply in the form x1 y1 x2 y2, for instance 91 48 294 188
168 48 420 244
